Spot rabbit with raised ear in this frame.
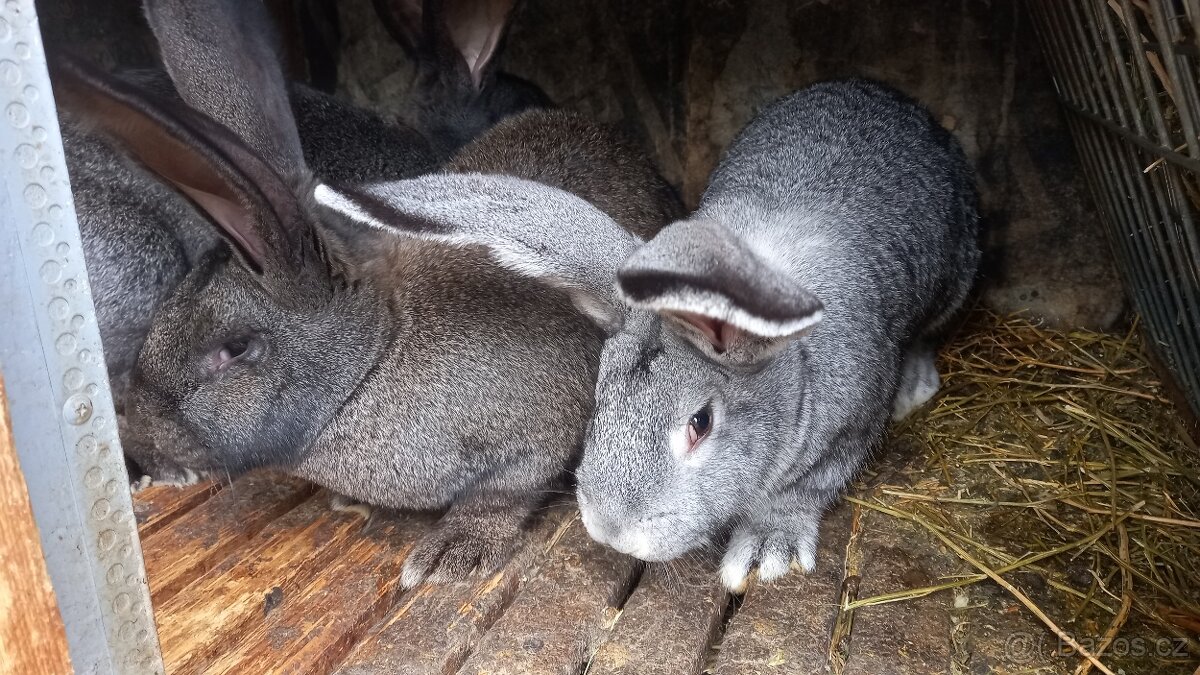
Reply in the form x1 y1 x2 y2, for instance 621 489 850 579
58 45 435 415
55 0 673 586
348 79 981 590
373 0 551 159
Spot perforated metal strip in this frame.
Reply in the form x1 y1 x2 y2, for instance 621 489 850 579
0 2 162 672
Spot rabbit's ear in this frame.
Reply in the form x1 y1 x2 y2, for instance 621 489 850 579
52 56 310 279
143 0 307 180
380 0 517 90
312 174 633 332
437 0 518 89
373 0 425 56
617 219 824 363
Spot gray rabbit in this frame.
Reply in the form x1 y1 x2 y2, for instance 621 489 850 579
341 79 981 589
373 0 552 159
581 80 979 590
56 0 677 586
63 67 435 412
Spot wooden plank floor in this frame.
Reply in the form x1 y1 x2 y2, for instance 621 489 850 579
129 469 1161 675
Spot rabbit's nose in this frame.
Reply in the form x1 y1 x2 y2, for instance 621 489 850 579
580 504 658 560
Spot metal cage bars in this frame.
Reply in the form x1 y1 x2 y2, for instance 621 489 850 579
1027 0 1200 417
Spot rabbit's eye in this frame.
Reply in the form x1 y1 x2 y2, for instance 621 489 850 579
686 404 713 450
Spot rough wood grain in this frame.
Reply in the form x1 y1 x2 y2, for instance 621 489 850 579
154 493 364 673
0 375 73 675
200 514 419 675
712 502 854 675
456 515 642 675
587 557 729 675
140 471 316 603
334 504 577 675
841 508 956 675
134 479 221 537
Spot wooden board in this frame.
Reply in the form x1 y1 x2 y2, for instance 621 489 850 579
335 504 576 675
153 493 366 673
840 508 957 674
132 466 1135 674
0 375 73 675
201 514 420 675
455 515 642 675
712 502 856 675
133 479 221 537
139 470 315 603
587 556 728 675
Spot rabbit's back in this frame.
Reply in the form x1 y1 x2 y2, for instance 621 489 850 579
700 78 979 340
300 240 601 510
116 69 438 183
445 109 683 240
292 84 436 183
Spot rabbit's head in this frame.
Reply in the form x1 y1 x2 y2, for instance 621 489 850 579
53 0 392 482
572 219 824 561
374 0 551 157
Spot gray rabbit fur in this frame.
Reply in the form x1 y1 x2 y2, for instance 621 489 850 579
58 0 676 585
64 69 434 411
373 0 552 160
347 79 981 589
580 79 980 590
444 108 683 240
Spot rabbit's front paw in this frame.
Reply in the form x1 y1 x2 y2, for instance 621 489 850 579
720 521 819 592
330 493 373 521
400 505 524 588
146 466 208 488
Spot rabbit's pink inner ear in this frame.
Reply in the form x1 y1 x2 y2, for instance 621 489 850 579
665 311 743 354
51 57 272 272
173 185 267 272
443 0 515 88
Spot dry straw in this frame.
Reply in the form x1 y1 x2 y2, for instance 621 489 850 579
849 311 1200 673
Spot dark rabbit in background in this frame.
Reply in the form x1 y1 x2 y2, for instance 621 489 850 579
54 0 678 586
344 79 981 589
373 0 552 159
367 0 683 233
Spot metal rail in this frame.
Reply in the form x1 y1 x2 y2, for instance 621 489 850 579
0 2 163 672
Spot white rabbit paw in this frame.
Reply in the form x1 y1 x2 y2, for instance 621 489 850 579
148 466 207 488
720 523 818 592
892 348 941 420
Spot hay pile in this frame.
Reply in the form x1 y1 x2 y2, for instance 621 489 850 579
856 311 1200 674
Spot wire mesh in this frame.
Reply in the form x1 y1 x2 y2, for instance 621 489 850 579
1027 0 1200 418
